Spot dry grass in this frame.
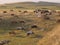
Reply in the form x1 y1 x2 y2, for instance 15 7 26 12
0 8 59 45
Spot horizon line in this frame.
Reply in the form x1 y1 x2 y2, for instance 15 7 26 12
0 1 60 5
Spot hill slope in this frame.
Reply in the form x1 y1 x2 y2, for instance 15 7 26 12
0 1 60 10
5 1 60 6
38 24 60 45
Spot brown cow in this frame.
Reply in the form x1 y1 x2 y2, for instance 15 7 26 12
3 11 7 13
57 19 60 23
11 14 15 16
19 20 25 23
19 10 21 12
9 31 16 35
11 21 17 24
23 11 28 13
10 10 14 11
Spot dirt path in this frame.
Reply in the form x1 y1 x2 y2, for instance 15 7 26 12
37 24 60 45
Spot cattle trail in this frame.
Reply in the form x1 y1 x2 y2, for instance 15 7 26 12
37 24 60 45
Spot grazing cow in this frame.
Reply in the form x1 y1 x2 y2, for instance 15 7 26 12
17 27 25 30
0 40 10 45
1 40 10 44
34 9 52 18
43 15 50 20
0 18 2 20
9 31 16 35
0 18 2 23
51 10 56 13
27 31 34 36
19 21 25 23
11 14 15 16
3 11 7 13
34 9 41 13
23 11 28 13
31 25 38 28
19 10 21 12
34 11 38 13
49 12 52 15
56 10 60 15
41 10 49 14
11 21 17 24
38 9 41 12
34 11 36 13
0 41 3 45
10 10 14 11
57 19 60 23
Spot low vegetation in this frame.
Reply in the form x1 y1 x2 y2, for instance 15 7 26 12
0 3 60 45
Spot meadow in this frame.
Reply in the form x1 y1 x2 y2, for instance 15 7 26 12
0 5 60 45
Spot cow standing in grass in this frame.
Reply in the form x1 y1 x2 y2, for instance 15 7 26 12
31 25 38 28
11 20 17 24
27 31 34 36
34 9 42 17
3 11 7 13
0 40 10 45
11 14 15 16
9 31 16 36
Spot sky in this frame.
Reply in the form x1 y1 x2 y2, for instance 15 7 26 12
0 0 60 4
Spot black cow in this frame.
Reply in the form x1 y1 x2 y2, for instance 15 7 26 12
31 25 38 28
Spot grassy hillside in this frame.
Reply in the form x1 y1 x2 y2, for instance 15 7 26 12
0 1 60 10
0 1 60 45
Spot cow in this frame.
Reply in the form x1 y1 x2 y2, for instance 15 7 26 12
3 11 7 13
0 40 10 45
11 21 17 24
10 10 14 11
57 19 60 23
9 31 16 35
31 25 38 28
27 31 34 36
23 11 28 13
41 10 50 14
11 14 15 16
34 9 41 13
19 10 21 12
16 27 25 30
19 20 25 23
43 15 50 20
